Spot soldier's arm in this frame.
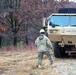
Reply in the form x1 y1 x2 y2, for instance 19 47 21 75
46 37 54 50
35 38 38 47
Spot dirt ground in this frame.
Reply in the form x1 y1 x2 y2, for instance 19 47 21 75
0 47 76 75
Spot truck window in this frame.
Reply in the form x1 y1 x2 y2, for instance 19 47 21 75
48 15 76 27
49 15 70 27
71 16 76 26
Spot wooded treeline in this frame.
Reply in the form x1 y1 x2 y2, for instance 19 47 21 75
0 0 76 47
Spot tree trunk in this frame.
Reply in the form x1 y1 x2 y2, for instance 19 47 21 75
14 36 17 46
25 21 28 45
0 36 2 48
26 35 28 45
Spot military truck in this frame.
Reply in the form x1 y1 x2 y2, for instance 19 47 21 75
43 8 76 58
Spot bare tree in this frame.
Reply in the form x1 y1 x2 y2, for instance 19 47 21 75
0 0 24 46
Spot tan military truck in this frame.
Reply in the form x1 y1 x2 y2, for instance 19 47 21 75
43 8 76 58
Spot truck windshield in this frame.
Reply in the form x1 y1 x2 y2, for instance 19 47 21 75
48 15 76 27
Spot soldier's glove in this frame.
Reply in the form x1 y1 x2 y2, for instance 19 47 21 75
35 45 37 47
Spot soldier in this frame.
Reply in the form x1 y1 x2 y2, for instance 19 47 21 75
35 29 55 68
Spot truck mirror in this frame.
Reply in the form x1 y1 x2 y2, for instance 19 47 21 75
42 26 47 30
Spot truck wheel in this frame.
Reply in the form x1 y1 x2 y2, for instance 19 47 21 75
53 42 61 58
59 47 66 58
61 46 68 58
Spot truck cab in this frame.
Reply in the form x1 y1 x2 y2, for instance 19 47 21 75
44 8 76 58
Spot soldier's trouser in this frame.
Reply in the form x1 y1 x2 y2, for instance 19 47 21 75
37 51 54 66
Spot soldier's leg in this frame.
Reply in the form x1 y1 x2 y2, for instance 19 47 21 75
45 51 54 64
37 52 44 66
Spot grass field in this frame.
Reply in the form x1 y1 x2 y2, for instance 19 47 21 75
0 46 76 75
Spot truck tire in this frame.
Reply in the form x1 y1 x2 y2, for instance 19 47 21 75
53 42 61 58
60 46 68 58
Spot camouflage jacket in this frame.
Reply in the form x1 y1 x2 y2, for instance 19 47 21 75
35 35 53 52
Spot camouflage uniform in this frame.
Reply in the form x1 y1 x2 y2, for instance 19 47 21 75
35 34 54 66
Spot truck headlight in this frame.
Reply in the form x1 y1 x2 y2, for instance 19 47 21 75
50 30 53 33
53 30 57 33
50 30 58 33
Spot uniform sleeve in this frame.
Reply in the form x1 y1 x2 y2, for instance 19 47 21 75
46 37 54 50
35 38 38 47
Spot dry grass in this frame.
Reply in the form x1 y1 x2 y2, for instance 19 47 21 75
0 46 56 75
0 46 76 75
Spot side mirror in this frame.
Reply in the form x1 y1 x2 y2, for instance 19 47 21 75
42 26 48 37
42 26 47 30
